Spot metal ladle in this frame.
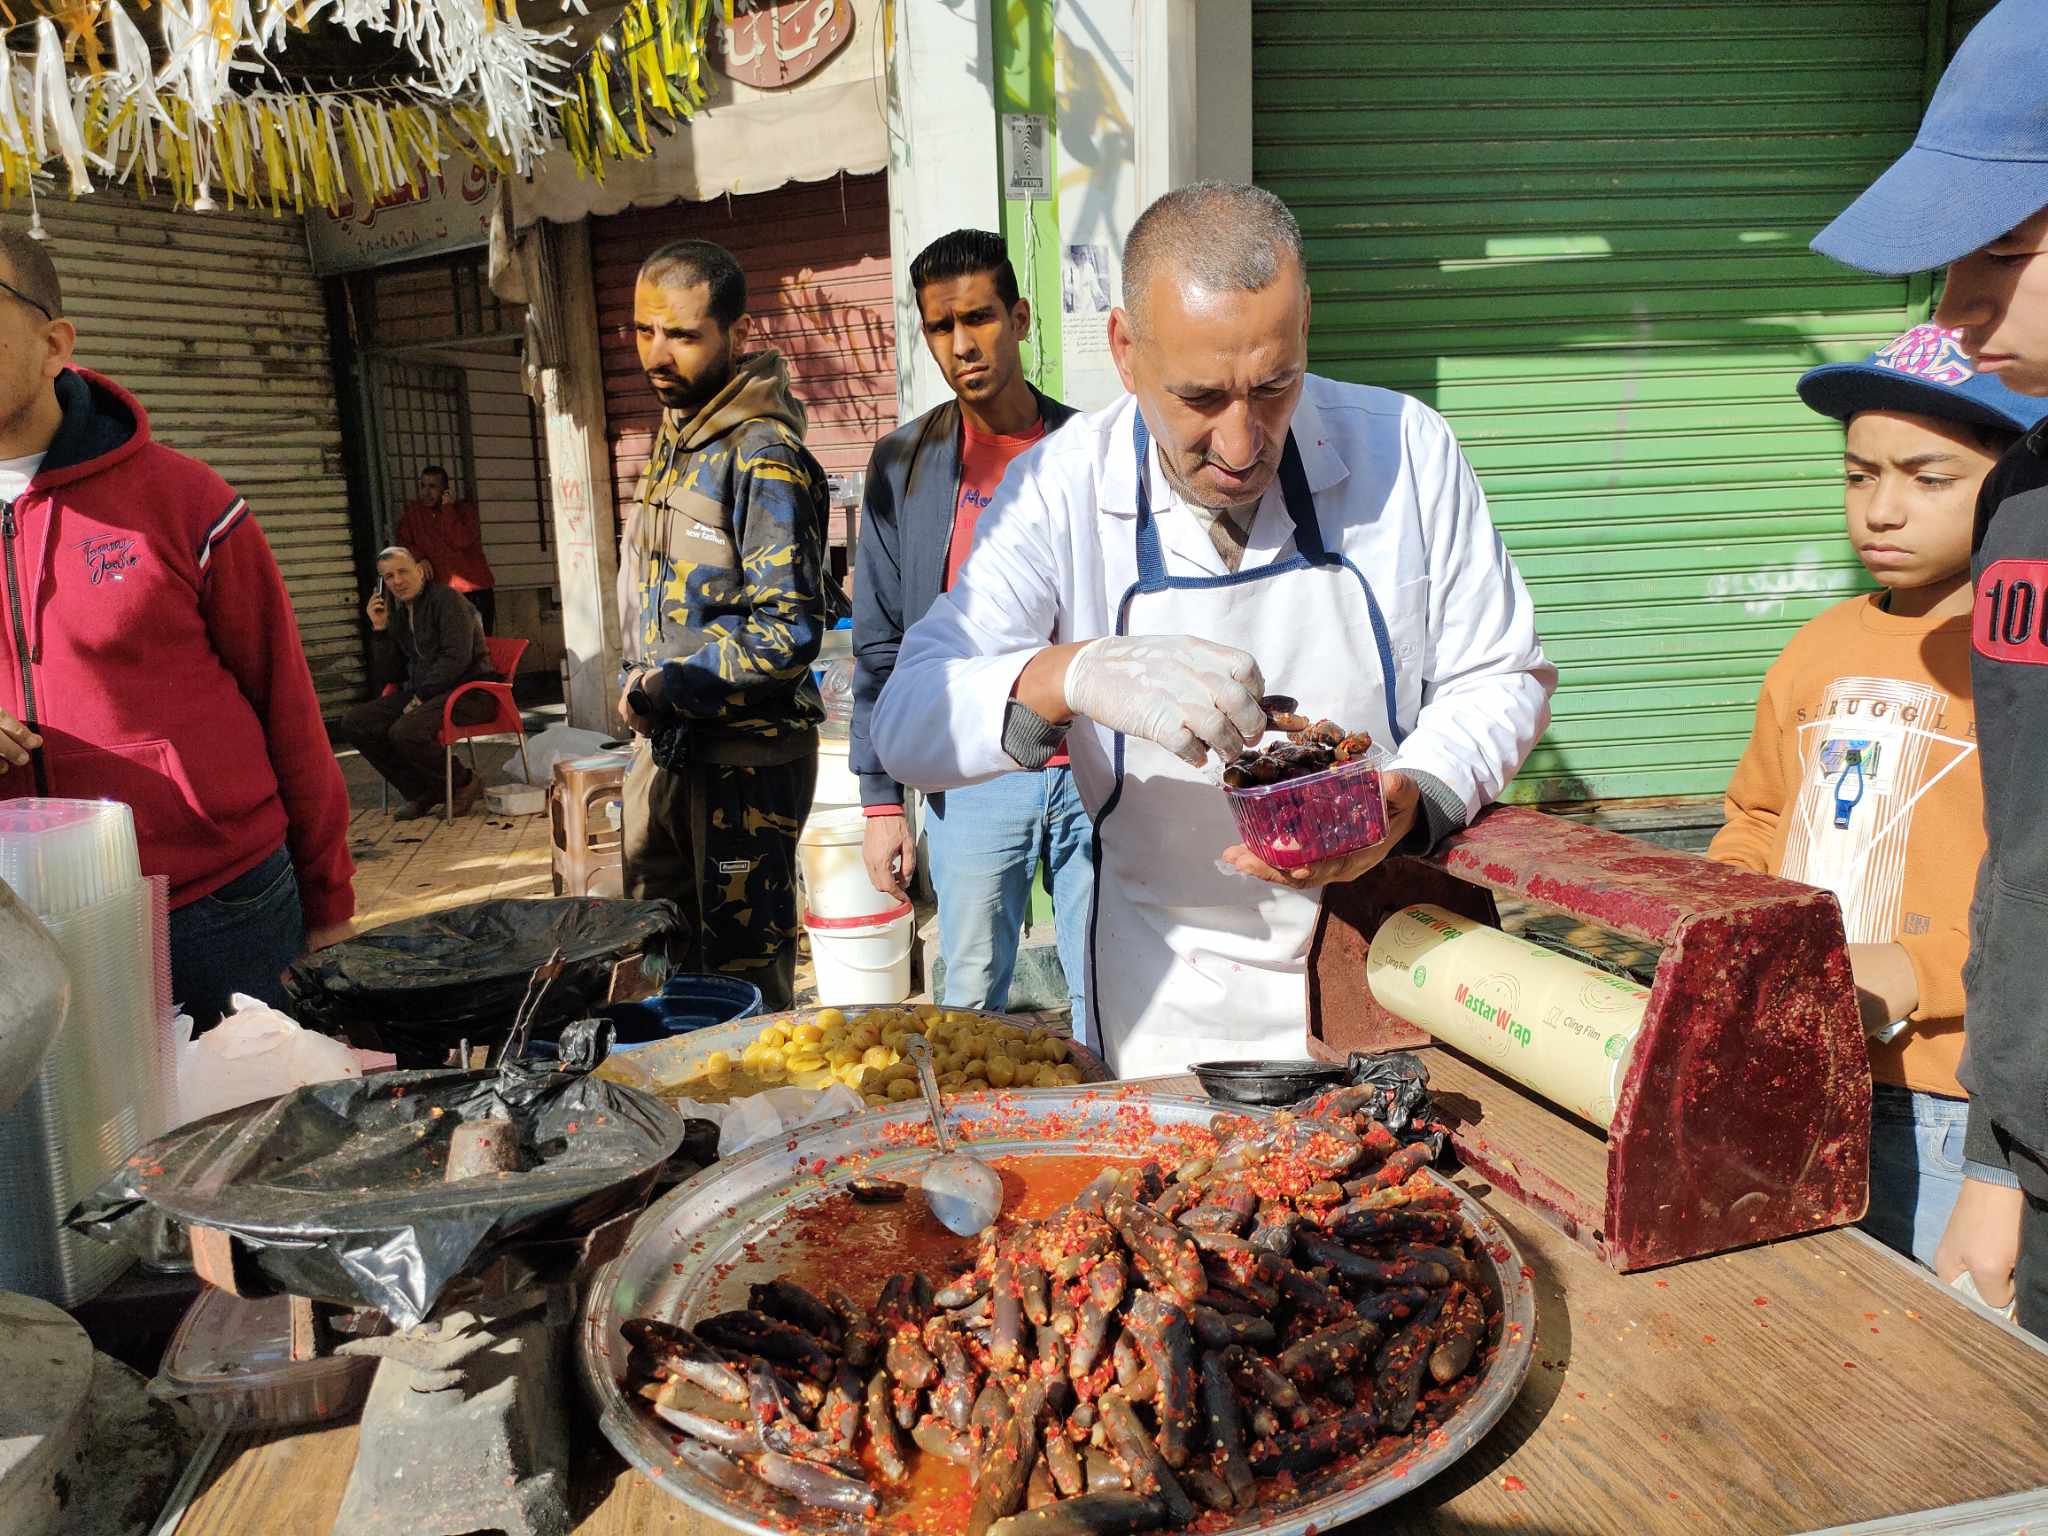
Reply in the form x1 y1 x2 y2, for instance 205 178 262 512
902 1034 1004 1235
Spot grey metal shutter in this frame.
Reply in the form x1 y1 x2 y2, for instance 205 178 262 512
39 197 362 709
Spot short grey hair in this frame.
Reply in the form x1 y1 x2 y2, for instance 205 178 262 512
1120 182 1305 330
375 545 419 565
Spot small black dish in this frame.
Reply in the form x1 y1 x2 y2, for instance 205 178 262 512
1190 1058 1352 1107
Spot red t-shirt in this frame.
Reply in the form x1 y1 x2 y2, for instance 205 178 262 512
945 418 1047 588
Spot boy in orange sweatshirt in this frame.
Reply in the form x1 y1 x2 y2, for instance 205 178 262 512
1709 324 2047 1306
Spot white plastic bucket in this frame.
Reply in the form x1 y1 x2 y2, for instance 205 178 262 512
798 806 903 922
805 901 914 1007
813 734 862 813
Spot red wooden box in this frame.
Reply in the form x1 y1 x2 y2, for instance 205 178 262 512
1306 806 1871 1270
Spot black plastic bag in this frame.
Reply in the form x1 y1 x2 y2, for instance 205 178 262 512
66 1059 684 1328
284 896 679 1058
1344 1050 1447 1159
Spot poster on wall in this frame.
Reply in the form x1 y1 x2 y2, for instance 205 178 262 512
1062 242 1112 367
305 163 499 276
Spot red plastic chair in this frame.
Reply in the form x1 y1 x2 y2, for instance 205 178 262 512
437 635 532 822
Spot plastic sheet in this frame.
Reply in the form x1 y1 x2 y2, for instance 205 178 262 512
67 1044 686 1328
284 897 680 1059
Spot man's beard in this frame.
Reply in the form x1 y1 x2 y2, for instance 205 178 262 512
648 353 735 413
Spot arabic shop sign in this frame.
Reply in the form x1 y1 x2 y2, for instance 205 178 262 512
712 0 852 89
305 163 499 276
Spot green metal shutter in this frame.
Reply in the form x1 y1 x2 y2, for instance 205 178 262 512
1253 1 1944 804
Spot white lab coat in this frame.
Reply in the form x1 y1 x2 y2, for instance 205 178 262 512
873 377 1555 1070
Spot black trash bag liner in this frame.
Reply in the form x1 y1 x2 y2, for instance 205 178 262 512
1344 1049 1448 1160
66 1061 685 1328
284 897 680 1056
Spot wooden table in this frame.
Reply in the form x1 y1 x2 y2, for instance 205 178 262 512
167 1067 2048 1536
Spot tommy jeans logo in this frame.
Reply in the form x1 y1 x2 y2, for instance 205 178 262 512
78 534 139 585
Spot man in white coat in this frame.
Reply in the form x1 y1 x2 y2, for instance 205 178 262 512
873 183 1555 1077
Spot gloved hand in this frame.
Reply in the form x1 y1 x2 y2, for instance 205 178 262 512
1062 635 1267 768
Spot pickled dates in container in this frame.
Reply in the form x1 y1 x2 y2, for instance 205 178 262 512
1225 752 1388 870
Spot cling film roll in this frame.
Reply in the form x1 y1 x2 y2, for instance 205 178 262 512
1365 904 1649 1129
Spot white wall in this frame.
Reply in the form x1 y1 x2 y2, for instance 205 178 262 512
886 0 1000 421
885 0 1253 417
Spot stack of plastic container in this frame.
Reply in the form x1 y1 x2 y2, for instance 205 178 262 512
0 799 171 1304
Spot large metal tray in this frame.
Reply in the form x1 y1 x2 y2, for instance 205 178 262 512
594 1003 1112 1100
579 1086 1536 1536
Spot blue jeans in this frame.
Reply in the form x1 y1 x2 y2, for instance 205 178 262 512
167 846 306 1032
924 767 1093 1033
1862 1083 2019 1267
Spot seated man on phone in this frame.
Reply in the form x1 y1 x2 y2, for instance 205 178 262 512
336 545 497 819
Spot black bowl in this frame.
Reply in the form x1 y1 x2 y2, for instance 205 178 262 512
1190 1058 1351 1106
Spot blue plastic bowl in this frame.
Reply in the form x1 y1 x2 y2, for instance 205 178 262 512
521 974 763 1059
656 972 765 1025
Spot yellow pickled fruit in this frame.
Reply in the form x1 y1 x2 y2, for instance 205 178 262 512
881 1029 908 1052
837 1063 867 1087
915 1004 944 1026
704 1050 733 1074
961 1035 988 1061
706 1070 733 1091
1054 1064 1082 1085
885 1076 919 1102
814 1008 848 1032
786 1052 828 1074
826 1046 858 1069
862 1045 894 1070
757 1024 789 1048
792 1022 825 1045
986 1055 1016 1087
740 1041 773 1067
937 1071 964 1090
852 1025 880 1049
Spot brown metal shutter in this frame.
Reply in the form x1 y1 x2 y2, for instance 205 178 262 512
590 171 896 569
41 198 362 709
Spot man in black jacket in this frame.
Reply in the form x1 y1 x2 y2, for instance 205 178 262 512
851 231 1090 1029
339 544 496 819
1810 0 2048 1335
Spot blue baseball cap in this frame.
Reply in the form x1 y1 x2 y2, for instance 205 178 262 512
1811 0 2048 274
1798 324 2048 435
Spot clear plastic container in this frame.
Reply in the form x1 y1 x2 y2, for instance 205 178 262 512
818 654 855 724
152 1288 382 1428
1225 754 1388 870
0 798 141 917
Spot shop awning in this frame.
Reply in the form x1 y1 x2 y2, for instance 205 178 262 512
504 0 885 228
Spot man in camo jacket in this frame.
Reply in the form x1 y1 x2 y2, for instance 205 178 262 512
616 239 832 1010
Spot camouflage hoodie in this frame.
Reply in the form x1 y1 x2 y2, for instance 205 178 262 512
619 348 830 762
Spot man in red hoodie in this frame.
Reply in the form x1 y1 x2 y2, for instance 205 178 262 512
395 465 496 633
0 228 355 1029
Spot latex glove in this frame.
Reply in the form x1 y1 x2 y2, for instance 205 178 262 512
862 813 917 900
1062 635 1266 768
